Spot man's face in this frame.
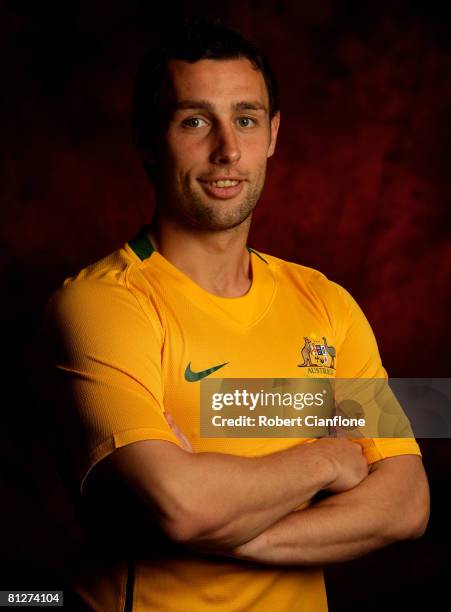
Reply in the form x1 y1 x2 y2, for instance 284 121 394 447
153 58 280 232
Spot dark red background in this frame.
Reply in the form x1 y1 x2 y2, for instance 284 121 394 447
1 1 450 610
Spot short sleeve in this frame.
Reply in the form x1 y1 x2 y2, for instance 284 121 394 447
44 277 181 494
328 281 422 464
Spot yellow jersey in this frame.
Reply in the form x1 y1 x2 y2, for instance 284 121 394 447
45 224 421 612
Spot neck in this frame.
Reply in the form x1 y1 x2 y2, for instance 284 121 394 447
147 212 253 298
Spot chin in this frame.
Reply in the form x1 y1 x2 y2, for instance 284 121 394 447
202 212 253 232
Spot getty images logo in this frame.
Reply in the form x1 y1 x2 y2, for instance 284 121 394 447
211 388 327 411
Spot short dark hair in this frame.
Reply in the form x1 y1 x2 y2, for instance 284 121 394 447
132 17 279 154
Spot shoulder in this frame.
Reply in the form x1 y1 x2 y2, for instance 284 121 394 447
47 245 134 312
252 251 385 376
254 249 355 311
45 242 162 341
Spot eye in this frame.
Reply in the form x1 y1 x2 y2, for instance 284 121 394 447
182 117 208 129
237 117 257 128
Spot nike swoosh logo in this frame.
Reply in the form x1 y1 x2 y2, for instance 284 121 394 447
184 361 228 382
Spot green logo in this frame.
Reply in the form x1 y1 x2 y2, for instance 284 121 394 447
184 361 228 382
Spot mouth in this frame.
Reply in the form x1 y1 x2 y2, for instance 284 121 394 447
197 178 245 200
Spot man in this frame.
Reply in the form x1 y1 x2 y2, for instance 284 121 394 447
45 19 429 612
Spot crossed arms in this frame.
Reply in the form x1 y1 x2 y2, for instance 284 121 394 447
91 427 430 566
230 454 429 565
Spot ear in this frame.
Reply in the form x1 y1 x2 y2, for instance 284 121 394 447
267 111 281 159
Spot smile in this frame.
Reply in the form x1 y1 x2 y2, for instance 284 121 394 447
198 179 245 200
209 179 239 187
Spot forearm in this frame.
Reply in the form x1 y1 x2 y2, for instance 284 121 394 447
229 455 429 565
231 495 390 566
103 436 368 550
162 441 335 547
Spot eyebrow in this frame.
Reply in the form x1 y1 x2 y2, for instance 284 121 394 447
172 99 267 113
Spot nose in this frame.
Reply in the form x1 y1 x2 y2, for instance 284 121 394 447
210 123 241 165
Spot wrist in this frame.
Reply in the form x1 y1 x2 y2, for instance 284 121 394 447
300 441 338 491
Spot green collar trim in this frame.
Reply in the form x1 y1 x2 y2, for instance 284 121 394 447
128 225 155 261
129 226 267 265
247 246 268 264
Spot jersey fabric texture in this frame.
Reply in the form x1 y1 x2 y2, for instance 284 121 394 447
45 224 421 612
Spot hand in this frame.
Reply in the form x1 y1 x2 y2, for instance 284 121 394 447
164 410 193 452
312 438 369 493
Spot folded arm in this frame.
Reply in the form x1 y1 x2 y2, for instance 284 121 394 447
228 454 429 565
89 435 369 549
